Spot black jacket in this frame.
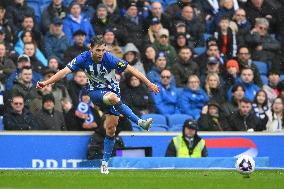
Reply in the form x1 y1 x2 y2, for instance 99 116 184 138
63 44 89 65
3 108 39 130
198 113 231 131
67 80 84 107
229 110 262 131
238 59 263 87
171 58 199 87
34 108 66 130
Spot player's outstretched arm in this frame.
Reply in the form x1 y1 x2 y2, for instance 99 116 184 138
125 65 160 94
36 67 72 89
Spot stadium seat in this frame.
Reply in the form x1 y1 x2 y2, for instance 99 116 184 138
132 124 143 131
280 75 284 81
194 47 206 56
254 61 268 76
203 33 212 41
167 114 192 128
0 116 3 131
168 124 183 131
261 75 268 85
26 0 42 23
141 114 167 125
149 124 168 132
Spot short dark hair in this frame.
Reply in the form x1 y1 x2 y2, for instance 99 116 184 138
11 92 25 102
21 66 32 73
237 45 251 55
240 98 252 104
90 35 105 48
232 83 245 93
240 67 254 74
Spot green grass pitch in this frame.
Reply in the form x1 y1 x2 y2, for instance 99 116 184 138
0 170 283 189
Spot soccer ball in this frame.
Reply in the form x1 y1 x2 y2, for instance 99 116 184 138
235 155 255 175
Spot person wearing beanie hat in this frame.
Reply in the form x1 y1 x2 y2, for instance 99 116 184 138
34 93 66 131
226 59 239 71
165 119 208 157
198 100 231 131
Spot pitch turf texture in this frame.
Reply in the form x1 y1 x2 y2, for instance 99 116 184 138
0 170 283 189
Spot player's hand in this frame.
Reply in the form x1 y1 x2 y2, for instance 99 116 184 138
148 83 160 94
36 81 46 89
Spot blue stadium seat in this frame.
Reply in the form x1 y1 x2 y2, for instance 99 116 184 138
261 75 268 85
167 114 192 128
149 124 168 132
168 124 183 131
194 47 206 56
0 116 3 131
203 33 212 42
141 114 167 125
132 124 143 131
280 75 284 81
26 0 42 23
254 61 268 76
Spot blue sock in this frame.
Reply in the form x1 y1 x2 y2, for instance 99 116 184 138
103 135 115 162
114 101 140 124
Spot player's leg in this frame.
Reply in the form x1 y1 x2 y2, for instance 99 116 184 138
103 92 153 130
101 114 119 174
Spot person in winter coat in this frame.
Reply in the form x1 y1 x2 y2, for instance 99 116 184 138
103 28 123 59
43 17 70 66
63 2 95 45
171 46 199 88
0 43 16 83
263 70 280 106
204 73 226 105
3 93 39 130
34 94 66 130
165 119 208 157
198 100 231 131
266 97 284 132
252 89 269 131
123 43 146 76
152 69 180 115
229 98 262 131
121 73 155 117
179 74 209 120
141 45 156 73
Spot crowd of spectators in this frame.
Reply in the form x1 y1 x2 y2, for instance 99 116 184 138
1 0 284 133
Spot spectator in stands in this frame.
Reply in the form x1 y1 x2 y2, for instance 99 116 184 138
121 2 145 49
165 119 208 157
244 0 277 33
227 67 260 101
172 32 190 51
103 28 123 59
63 30 88 64
222 83 245 117
91 4 118 36
252 89 269 131
23 42 47 73
173 5 205 47
67 69 87 107
146 1 171 30
76 0 95 20
232 8 251 45
15 30 47 67
6 0 35 38
63 1 95 45
141 45 156 73
152 28 177 68
34 94 66 130
121 73 155 117
180 74 209 120
9 66 37 107
237 46 263 87
5 54 42 90
214 16 236 58
204 73 226 105
123 43 146 75
44 17 70 67
41 0 68 33
171 46 199 87
245 18 281 69
213 0 237 28
152 69 180 115
102 0 120 18
195 44 222 76
18 14 42 50
48 56 60 71
200 56 224 86
166 0 202 17
266 97 284 132
0 5 14 45
75 89 102 131
0 43 16 83
3 93 39 130
147 52 167 84
0 29 15 56
198 100 231 131
223 59 240 92
263 70 280 106
229 98 261 131
145 17 163 44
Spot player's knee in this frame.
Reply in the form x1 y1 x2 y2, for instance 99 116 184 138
106 93 120 105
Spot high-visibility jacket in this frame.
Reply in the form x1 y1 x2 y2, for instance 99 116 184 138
173 135 205 157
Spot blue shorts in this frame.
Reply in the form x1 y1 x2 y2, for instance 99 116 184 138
88 89 120 116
